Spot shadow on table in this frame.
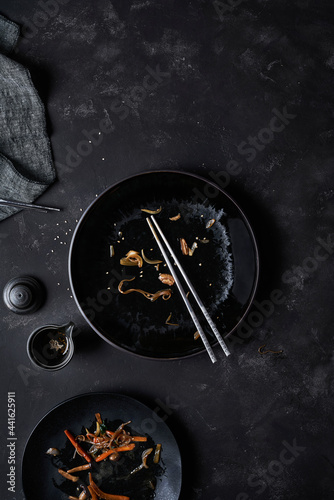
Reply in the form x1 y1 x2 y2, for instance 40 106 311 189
72 324 105 354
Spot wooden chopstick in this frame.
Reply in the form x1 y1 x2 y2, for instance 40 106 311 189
147 215 231 362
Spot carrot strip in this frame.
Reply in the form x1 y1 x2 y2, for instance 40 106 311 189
95 412 102 424
58 468 79 482
95 444 135 462
87 485 98 500
106 430 146 442
67 464 91 473
64 430 91 463
89 473 130 500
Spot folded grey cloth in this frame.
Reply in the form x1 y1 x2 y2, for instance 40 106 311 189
0 15 56 221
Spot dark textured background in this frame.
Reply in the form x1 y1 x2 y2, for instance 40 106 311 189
1 1 334 499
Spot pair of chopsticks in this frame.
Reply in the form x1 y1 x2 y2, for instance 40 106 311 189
0 198 60 213
146 215 230 363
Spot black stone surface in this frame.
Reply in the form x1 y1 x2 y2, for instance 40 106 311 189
0 1 334 499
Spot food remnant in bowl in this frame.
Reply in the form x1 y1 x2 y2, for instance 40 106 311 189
141 206 162 214
165 313 179 326
141 249 162 265
118 277 172 302
46 447 60 456
188 242 198 256
110 245 114 257
49 338 66 353
31 329 70 368
153 444 162 464
158 273 175 286
47 413 161 500
206 218 216 229
180 238 198 256
169 213 181 221
58 469 79 482
180 238 189 255
120 250 143 268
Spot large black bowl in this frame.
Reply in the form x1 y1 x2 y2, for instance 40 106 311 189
69 171 259 359
22 393 182 500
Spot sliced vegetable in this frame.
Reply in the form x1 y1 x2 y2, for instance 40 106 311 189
118 277 172 302
95 443 136 462
58 468 79 482
120 250 143 268
87 485 98 500
131 436 148 442
94 421 101 437
108 421 131 446
130 448 153 474
188 242 198 256
89 473 130 500
140 206 162 214
180 238 189 255
153 443 162 464
165 313 179 326
141 249 162 265
141 448 153 468
64 430 91 463
79 492 88 500
66 464 91 473
206 218 216 228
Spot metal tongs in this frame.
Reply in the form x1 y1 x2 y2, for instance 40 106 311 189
146 215 231 363
0 198 60 213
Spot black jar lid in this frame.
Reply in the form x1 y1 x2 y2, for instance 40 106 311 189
3 276 45 314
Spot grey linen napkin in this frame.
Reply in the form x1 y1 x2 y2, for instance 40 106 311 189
0 15 56 221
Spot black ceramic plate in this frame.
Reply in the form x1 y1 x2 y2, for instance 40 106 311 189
22 393 181 500
69 171 259 359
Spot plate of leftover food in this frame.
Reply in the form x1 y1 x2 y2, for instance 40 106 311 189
69 170 259 359
22 393 182 500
